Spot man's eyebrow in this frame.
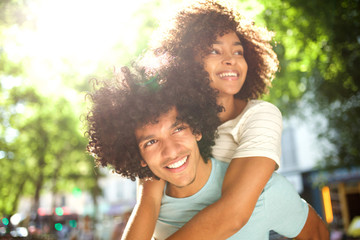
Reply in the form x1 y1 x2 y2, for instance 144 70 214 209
213 40 242 46
137 120 183 144
171 119 182 129
137 134 155 145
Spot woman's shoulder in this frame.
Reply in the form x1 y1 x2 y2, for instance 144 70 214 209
247 100 281 113
234 99 282 129
244 100 282 119
218 100 281 130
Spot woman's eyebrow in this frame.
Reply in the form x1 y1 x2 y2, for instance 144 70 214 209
213 41 242 46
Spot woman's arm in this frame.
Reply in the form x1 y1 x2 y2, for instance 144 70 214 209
166 157 276 240
296 205 329 240
121 179 165 240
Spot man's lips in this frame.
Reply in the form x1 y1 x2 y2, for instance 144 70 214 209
164 156 190 173
166 156 188 169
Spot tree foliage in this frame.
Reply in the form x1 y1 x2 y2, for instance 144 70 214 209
0 86 100 216
0 0 102 217
258 0 360 168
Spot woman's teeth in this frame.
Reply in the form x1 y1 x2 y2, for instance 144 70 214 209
219 72 237 78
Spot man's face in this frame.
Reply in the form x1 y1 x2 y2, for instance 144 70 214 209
135 107 207 196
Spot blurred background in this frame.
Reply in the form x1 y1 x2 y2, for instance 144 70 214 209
0 0 359 239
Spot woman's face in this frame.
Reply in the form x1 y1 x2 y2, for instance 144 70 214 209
202 31 248 98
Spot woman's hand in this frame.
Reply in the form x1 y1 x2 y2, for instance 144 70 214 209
138 178 166 203
121 178 165 240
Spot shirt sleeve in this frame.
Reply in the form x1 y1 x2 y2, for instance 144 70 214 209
232 101 282 168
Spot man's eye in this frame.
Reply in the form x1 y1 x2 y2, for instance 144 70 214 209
145 139 157 148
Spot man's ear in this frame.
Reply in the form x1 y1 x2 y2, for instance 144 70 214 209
140 159 147 167
195 132 202 141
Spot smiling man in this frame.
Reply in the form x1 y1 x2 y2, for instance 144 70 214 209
136 107 211 199
85 66 328 240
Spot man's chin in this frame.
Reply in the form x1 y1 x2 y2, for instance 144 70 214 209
171 176 196 189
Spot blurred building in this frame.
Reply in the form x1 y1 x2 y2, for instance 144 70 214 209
95 170 136 239
279 116 360 239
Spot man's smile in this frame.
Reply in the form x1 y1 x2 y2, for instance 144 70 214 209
166 156 188 169
164 155 190 173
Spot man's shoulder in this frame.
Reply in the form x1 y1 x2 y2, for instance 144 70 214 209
210 158 230 172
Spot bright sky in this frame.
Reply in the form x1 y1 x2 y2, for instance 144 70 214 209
4 0 160 97
3 0 264 99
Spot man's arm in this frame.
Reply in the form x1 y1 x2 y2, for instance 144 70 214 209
166 157 276 240
121 179 165 240
296 205 329 240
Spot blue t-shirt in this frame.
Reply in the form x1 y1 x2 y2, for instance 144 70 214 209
153 158 308 240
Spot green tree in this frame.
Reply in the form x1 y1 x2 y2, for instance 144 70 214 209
258 0 360 169
0 86 101 216
0 0 30 216
0 0 103 217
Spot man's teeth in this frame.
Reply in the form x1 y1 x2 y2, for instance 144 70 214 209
219 72 237 78
167 157 187 169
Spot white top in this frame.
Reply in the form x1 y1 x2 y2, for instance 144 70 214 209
212 100 282 168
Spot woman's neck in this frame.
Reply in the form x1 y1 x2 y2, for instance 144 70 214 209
218 96 247 123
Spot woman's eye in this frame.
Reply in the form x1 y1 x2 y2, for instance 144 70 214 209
234 50 244 55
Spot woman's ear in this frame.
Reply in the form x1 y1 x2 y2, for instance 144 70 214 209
140 159 147 167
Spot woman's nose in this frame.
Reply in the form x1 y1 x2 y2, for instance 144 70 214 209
222 53 235 65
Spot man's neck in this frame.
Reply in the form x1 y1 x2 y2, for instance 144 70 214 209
166 159 212 198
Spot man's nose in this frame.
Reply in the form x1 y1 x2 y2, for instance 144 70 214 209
161 139 179 159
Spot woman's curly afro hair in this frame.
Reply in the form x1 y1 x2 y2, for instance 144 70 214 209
150 0 279 100
85 63 222 181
